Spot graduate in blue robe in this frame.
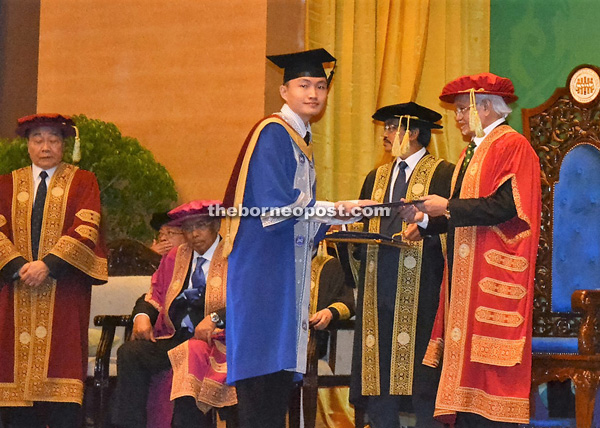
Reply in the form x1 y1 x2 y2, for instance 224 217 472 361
223 49 361 428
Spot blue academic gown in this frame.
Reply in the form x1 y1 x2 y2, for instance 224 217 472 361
226 120 328 384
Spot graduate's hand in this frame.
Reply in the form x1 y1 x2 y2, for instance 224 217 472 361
194 316 217 344
19 261 50 287
397 201 424 223
414 195 448 217
132 315 156 342
403 223 423 242
309 308 333 330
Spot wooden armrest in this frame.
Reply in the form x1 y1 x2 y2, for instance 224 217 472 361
572 290 600 355
93 315 132 386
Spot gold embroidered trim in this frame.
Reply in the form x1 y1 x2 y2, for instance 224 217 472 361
75 209 101 226
49 236 108 281
434 386 530 423
423 338 444 368
389 155 441 395
205 241 228 316
12 166 34 261
75 225 98 245
329 302 351 320
361 162 392 395
484 249 529 272
474 306 524 327
0 235 21 271
491 175 532 244
0 215 6 228
471 335 525 366
309 254 334 315
155 244 193 339
168 340 237 413
478 277 527 300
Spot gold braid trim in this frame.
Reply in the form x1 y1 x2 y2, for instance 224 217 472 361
423 338 444 368
75 209 101 226
389 155 441 395
361 162 393 395
205 241 228 316
0 215 6 228
329 302 351 320
309 253 334 316
48 236 108 281
0 234 21 271
478 277 527 300
12 166 34 260
168 340 237 413
474 306 524 328
75 225 98 245
154 244 192 339
470 335 525 367
484 249 528 272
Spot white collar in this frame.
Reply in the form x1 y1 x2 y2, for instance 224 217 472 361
395 147 426 170
277 104 311 141
193 235 220 263
32 163 59 181
473 118 505 147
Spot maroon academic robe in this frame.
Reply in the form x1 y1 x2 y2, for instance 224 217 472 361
0 163 107 406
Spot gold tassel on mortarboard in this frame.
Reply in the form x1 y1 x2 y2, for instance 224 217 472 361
391 115 414 158
72 125 81 163
468 89 485 138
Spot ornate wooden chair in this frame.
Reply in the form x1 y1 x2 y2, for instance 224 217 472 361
523 64 600 428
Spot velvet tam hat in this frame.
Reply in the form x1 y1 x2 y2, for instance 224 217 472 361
16 113 77 138
372 102 443 129
167 200 223 227
267 48 336 86
439 72 518 104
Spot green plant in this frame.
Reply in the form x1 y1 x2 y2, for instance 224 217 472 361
0 115 178 243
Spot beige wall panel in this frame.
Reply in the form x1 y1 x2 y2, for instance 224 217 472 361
37 0 268 202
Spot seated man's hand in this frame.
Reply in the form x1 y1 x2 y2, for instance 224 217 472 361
150 239 172 256
414 195 448 218
309 308 333 330
132 315 155 342
19 261 50 287
403 223 423 242
194 316 217 344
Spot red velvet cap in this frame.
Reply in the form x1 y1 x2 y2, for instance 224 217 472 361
16 113 77 138
168 200 223 226
439 73 518 104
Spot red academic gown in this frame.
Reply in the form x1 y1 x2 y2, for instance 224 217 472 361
0 163 107 406
423 126 541 424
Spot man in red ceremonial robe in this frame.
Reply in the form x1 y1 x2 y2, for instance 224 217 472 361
0 114 107 427
404 73 541 427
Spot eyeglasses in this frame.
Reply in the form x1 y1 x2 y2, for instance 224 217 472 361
181 222 214 232
455 106 470 117
384 124 399 132
158 229 183 239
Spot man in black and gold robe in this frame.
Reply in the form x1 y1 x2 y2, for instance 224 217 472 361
350 103 454 428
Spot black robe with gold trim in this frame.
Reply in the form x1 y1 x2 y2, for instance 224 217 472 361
350 153 454 414
0 163 107 406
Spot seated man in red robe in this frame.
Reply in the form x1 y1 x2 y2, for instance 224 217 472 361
111 200 235 428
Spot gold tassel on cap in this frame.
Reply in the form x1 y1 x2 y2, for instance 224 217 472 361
391 115 415 158
468 89 485 138
72 125 81 163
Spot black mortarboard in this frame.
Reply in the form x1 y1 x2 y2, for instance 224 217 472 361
267 48 336 86
150 212 171 231
372 102 443 130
